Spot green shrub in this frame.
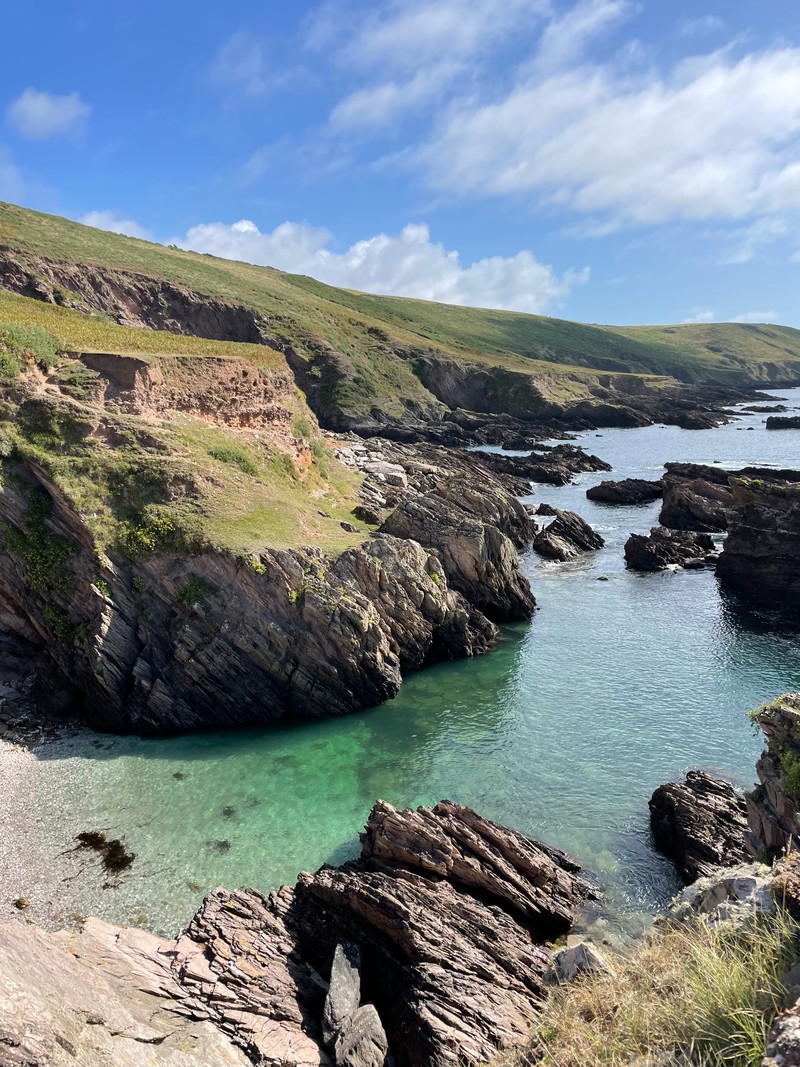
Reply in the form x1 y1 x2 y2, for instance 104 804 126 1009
0 323 59 378
781 751 800 801
293 415 312 439
2 490 76 594
208 444 259 477
176 577 213 606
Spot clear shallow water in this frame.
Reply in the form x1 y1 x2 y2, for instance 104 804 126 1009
18 390 800 936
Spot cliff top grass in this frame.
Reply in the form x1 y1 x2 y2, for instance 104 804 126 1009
0 307 369 558
3 201 800 402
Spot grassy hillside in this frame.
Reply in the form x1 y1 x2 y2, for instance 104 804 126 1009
2 201 800 410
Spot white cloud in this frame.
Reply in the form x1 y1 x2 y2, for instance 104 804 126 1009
419 46 800 229
730 310 778 323
211 32 271 97
315 0 551 130
534 0 631 74
719 217 789 265
79 210 153 241
6 88 90 139
681 309 778 324
175 218 587 313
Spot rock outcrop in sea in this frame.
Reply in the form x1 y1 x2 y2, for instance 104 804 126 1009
533 508 605 561
716 474 800 620
586 477 663 505
624 526 716 571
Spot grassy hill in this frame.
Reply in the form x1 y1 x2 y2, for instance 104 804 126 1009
1 201 799 437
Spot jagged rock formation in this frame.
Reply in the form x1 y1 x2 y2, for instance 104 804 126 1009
747 694 800 857
533 509 605 562
0 800 595 1067
624 526 716 571
1 457 528 731
716 475 800 619
586 477 663 505
659 463 735 531
766 415 800 429
649 771 751 883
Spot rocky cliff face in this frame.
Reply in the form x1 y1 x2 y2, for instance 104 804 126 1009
0 800 595 1067
716 476 800 619
0 458 532 731
746 694 800 856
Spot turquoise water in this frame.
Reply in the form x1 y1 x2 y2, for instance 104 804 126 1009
21 390 800 936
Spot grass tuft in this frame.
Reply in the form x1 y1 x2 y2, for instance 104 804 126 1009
504 912 800 1067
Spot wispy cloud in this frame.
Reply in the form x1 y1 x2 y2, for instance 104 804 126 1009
678 15 724 38
175 217 588 313
79 210 153 240
418 46 800 229
6 88 90 139
210 32 272 98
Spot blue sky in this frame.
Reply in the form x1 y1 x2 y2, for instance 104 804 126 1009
2 0 800 326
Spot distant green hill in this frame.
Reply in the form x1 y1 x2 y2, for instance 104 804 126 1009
1 200 799 434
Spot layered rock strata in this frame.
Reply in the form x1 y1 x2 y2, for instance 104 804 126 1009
716 475 800 619
0 800 595 1067
746 694 800 857
0 447 535 732
624 527 716 571
533 509 605 562
649 770 751 883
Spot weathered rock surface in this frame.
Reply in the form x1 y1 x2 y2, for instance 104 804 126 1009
551 942 610 984
381 481 536 621
0 916 252 1066
649 771 751 884
624 526 716 571
533 509 605 562
586 477 663 505
766 415 800 429
716 475 800 619
659 463 735 531
746 694 800 857
323 943 362 1048
0 444 543 731
669 862 774 925
0 800 595 1067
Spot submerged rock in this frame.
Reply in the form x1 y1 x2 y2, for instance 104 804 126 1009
649 771 751 884
533 509 605 562
624 526 715 571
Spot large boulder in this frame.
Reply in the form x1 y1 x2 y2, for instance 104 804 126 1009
624 526 716 571
649 770 751 884
533 509 604 562
659 463 735 531
586 478 663 505
380 480 536 621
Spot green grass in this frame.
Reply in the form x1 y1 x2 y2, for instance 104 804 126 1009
503 910 800 1067
3 200 800 417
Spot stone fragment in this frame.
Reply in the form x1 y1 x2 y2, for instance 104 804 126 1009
552 942 610 983
334 1004 388 1067
323 942 362 1047
533 509 604 562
